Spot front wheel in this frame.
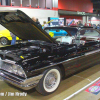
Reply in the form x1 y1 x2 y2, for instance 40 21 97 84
36 67 61 95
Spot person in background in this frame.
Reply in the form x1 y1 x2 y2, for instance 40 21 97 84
66 22 68 26
84 22 87 26
97 24 100 30
32 17 36 22
78 21 83 26
93 24 97 29
10 32 16 45
36 18 42 28
76 22 79 26
32 17 42 28
70 21 76 26
43 21 48 29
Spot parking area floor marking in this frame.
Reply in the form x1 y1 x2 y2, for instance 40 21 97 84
64 77 100 100
74 75 92 82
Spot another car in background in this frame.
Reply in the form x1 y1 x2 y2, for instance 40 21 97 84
44 27 68 37
54 26 100 45
0 29 20 45
78 28 100 42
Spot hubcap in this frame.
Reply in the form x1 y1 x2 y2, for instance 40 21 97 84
45 72 57 89
1 38 7 45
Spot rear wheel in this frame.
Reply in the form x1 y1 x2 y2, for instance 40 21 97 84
0 37 9 45
36 67 61 95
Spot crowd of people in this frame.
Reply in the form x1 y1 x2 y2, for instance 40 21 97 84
70 20 83 26
69 20 100 31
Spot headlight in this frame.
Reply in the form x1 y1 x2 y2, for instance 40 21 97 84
1 60 26 78
12 65 18 74
17 66 26 78
12 64 26 78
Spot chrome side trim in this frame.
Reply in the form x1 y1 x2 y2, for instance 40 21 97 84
22 56 39 62
85 49 100 56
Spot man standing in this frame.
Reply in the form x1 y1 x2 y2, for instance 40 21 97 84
43 21 48 29
32 17 42 28
10 32 16 45
78 21 83 26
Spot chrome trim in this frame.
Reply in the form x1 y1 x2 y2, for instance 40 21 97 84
2 59 16 64
22 56 39 62
85 49 100 56
1 71 24 81
0 71 43 90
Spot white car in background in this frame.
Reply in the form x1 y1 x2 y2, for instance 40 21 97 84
56 35 75 44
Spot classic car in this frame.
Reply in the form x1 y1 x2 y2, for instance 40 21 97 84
54 26 100 44
0 10 100 96
78 28 100 42
44 27 68 38
0 29 20 45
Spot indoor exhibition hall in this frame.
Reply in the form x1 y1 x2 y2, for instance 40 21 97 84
0 0 100 100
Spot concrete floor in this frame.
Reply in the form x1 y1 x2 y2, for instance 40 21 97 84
0 64 100 100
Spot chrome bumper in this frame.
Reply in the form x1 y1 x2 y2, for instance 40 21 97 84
0 70 43 90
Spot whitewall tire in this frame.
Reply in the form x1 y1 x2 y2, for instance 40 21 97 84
36 67 61 95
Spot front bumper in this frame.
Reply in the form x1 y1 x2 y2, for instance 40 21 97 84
0 70 43 90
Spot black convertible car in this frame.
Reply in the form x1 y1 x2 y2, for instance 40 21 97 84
0 10 100 95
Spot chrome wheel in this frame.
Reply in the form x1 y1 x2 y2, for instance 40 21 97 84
45 72 57 89
43 68 61 93
36 67 61 95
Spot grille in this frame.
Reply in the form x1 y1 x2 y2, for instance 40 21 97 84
0 59 26 78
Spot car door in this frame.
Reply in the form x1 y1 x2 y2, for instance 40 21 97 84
76 49 100 71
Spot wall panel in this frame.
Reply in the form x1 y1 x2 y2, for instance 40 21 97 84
58 0 93 13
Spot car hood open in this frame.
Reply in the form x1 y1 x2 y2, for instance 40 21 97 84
0 10 56 43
